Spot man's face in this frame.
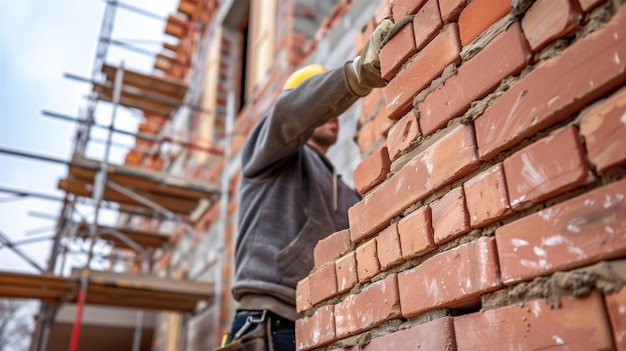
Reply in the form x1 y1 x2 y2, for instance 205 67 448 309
310 117 339 148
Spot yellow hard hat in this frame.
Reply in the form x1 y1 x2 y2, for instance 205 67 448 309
282 64 327 90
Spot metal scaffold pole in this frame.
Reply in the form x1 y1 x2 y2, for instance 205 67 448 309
36 2 119 351
1 1 223 350
131 251 151 351
68 62 124 351
42 110 222 156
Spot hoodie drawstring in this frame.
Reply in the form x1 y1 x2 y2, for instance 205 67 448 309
333 167 338 211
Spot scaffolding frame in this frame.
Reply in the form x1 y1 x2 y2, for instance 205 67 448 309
0 1 222 351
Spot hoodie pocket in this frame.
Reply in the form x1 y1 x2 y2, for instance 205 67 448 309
275 217 329 286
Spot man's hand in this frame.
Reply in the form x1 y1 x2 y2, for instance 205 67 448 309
344 18 394 96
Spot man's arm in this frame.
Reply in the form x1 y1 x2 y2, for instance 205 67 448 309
242 18 394 179
242 68 358 178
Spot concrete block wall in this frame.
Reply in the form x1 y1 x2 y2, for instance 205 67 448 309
296 0 626 350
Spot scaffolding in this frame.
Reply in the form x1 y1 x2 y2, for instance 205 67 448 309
0 1 219 350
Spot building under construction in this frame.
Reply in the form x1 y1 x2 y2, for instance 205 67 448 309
1 0 374 350
3 0 626 350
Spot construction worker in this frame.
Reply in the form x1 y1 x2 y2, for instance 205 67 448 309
218 18 393 351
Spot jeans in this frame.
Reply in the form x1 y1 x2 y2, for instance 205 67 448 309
227 310 295 351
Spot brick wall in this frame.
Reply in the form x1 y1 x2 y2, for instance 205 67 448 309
296 0 626 350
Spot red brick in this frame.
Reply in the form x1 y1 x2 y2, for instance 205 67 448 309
376 223 404 271
457 0 510 46
314 229 351 268
373 103 393 138
398 237 500 317
296 305 336 350
360 88 383 124
504 126 591 211
335 274 401 338
336 252 357 294
439 0 466 22
353 25 367 56
355 238 380 283
397 205 436 259
454 291 614 350
463 163 512 228
296 277 312 314
605 285 626 350
310 262 338 305
384 23 461 120
349 124 480 242
580 86 626 172
353 145 391 196
380 22 418 80
419 22 532 136
355 18 375 56
496 177 626 285
391 0 428 23
357 120 376 154
475 8 626 161
374 0 392 24
363 317 456 351
387 111 420 161
431 187 471 244
413 0 443 50
579 0 606 11
522 0 584 51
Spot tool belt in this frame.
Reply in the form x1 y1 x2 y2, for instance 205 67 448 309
214 310 272 351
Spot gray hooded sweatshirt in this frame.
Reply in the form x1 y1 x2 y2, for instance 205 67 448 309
232 67 361 320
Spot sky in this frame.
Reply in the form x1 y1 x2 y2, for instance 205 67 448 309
0 0 178 276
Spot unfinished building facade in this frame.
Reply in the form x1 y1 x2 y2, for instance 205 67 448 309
1 0 625 350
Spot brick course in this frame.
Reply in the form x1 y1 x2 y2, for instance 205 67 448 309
454 291 614 350
384 23 461 120
475 7 626 160
349 124 480 242
398 237 501 317
419 21 532 136
496 177 626 284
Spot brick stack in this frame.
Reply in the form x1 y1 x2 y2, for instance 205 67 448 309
296 0 626 350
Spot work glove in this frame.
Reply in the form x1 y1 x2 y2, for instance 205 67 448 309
344 18 394 96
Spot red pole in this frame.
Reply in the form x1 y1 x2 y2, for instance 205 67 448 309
68 270 89 351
